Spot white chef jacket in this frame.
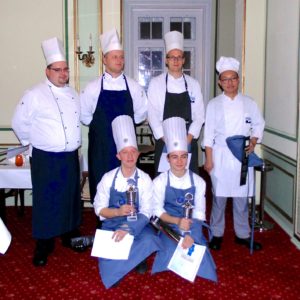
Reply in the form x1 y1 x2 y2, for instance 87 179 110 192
12 79 81 152
147 72 205 140
153 170 206 221
93 167 153 221
80 72 147 125
203 93 265 197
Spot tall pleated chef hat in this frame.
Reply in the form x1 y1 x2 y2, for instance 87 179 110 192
216 56 240 74
0 217 11 254
112 115 137 153
100 28 123 55
164 31 183 54
41 37 66 66
163 117 187 154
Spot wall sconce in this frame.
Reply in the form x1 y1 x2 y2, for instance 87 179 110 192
76 34 95 68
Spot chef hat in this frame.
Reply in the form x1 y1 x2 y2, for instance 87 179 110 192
100 28 123 55
164 31 184 54
112 115 137 153
41 37 66 66
0 217 11 254
216 56 240 74
163 117 187 154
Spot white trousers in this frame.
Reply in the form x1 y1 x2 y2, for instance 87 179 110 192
210 196 250 239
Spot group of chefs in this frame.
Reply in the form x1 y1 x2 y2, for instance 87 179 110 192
10 27 264 288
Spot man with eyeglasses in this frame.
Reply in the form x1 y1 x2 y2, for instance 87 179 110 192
80 28 147 205
147 31 204 176
203 56 265 251
12 37 82 266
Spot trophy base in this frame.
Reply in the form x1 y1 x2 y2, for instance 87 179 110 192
127 215 137 222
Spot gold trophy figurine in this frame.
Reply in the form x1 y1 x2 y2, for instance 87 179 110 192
126 185 138 221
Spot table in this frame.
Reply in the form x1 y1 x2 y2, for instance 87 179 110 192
0 163 32 222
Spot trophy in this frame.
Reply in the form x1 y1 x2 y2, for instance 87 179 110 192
126 185 138 221
182 193 194 219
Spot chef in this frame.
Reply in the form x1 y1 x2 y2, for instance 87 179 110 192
203 56 265 251
93 115 161 289
147 30 205 175
80 28 147 203
12 37 82 266
152 117 217 282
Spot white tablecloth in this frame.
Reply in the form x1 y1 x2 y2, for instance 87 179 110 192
0 163 32 189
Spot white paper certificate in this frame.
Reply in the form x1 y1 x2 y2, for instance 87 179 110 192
167 237 206 282
91 229 134 260
0 217 12 254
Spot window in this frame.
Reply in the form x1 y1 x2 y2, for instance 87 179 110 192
124 0 212 104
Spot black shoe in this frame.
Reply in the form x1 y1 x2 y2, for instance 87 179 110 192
135 260 147 274
61 229 81 249
32 251 48 267
32 238 54 267
70 235 94 252
209 236 223 250
235 236 262 251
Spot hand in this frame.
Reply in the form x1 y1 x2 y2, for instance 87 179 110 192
245 137 257 155
118 204 135 216
112 230 128 242
187 134 193 145
178 218 192 231
204 160 213 173
181 235 194 249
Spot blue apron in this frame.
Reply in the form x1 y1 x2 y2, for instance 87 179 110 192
98 168 161 289
88 75 134 201
31 147 81 239
152 170 217 282
154 74 199 174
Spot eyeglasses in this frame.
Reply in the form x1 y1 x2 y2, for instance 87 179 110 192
166 56 184 62
220 76 238 83
48 67 70 73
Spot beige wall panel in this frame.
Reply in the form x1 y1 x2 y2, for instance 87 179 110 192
264 0 299 139
0 0 63 141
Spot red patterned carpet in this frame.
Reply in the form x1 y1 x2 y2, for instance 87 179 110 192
1 204 300 300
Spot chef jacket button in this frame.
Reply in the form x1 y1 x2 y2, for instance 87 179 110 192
65 126 67 129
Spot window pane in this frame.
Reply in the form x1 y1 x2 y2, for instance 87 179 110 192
140 22 150 39
153 70 163 77
170 22 182 33
183 51 191 69
183 22 191 39
152 22 162 39
152 51 163 70
139 51 151 69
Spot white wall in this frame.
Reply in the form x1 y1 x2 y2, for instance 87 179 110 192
0 0 64 144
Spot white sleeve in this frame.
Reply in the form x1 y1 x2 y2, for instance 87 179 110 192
192 174 206 221
189 79 205 139
203 101 216 147
152 174 167 217
128 79 147 124
80 79 100 125
138 172 153 219
11 90 36 146
147 77 165 139
93 173 112 220
250 101 265 143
